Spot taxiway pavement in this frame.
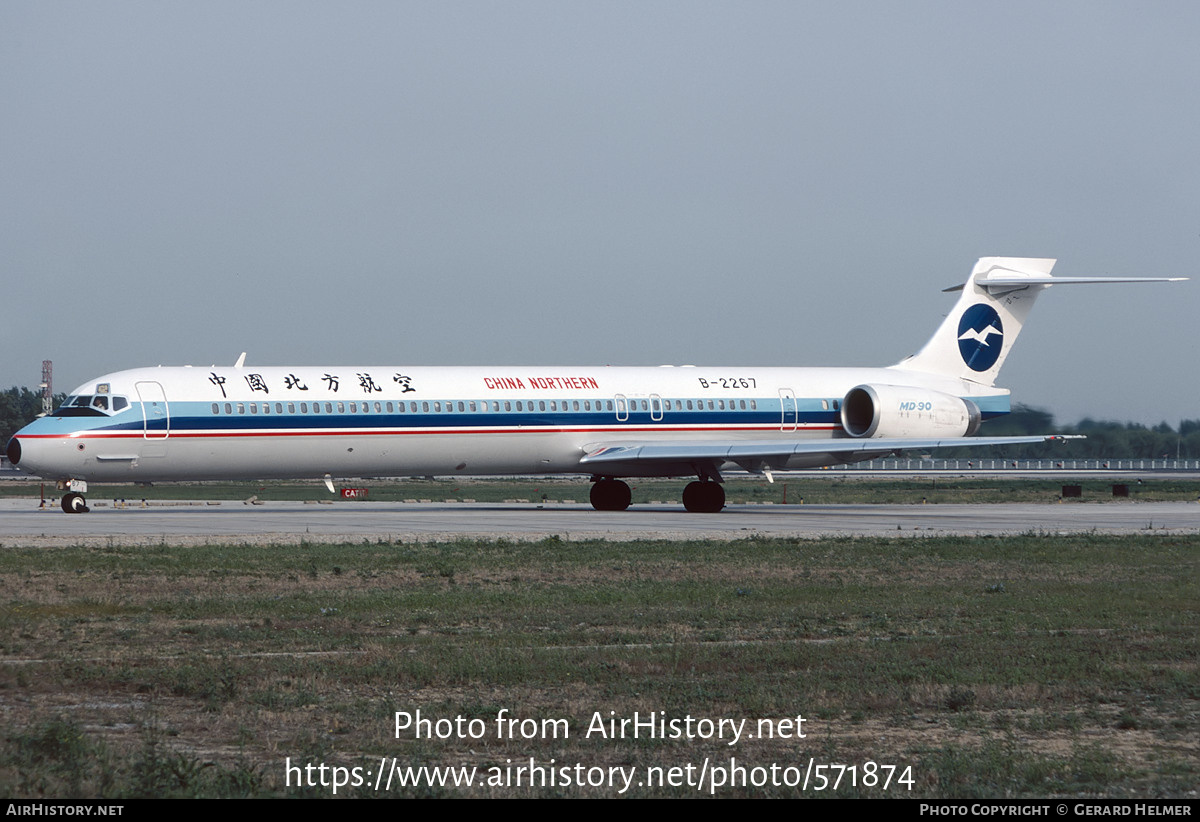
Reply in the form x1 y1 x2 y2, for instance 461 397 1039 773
0 498 1196 545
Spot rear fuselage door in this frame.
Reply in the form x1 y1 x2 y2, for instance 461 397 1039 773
779 388 797 431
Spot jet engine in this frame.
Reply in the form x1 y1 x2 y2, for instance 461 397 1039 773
840 384 982 439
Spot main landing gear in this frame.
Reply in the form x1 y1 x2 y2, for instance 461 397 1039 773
590 478 632 511
589 477 726 513
682 480 725 513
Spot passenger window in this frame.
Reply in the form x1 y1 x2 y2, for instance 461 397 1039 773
504 401 511 411
250 403 258 415
434 401 441 412
224 403 232 414
539 401 546 411
470 401 477 412
516 401 522 411
750 400 757 410
289 403 297 414
584 401 591 411
276 403 284 415
212 403 219 414
338 402 346 413
422 402 429 413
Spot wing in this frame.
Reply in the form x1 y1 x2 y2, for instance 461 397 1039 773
579 435 1077 476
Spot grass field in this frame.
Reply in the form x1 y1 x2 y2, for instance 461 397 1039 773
0 532 1195 797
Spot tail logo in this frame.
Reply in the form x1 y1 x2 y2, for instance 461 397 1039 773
957 304 1004 372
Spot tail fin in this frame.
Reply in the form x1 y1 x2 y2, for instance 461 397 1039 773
893 256 1185 386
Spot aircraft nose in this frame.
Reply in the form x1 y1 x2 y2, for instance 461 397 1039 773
5 436 19 466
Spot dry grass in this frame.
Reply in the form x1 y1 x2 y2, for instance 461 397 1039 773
0 534 1195 797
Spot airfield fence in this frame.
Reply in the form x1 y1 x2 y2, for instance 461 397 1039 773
827 458 1200 472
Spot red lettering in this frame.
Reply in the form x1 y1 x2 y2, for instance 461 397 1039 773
490 375 598 391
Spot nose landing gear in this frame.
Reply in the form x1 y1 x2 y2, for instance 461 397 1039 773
56 480 90 513
61 492 90 513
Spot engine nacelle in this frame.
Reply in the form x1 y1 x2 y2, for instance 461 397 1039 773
840 384 982 438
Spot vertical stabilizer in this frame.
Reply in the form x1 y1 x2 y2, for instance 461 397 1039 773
892 257 1056 386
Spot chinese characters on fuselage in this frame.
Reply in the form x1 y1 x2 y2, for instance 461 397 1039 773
207 372 418 397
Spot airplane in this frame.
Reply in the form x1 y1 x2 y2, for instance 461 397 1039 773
4 257 1184 514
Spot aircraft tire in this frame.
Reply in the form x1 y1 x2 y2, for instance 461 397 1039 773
590 479 632 511
61 492 89 514
683 481 724 513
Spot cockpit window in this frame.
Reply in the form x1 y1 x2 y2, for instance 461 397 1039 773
55 394 130 417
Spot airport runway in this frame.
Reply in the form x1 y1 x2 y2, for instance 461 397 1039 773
1 498 1197 545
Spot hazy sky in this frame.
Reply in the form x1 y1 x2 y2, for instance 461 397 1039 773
2 2 1196 425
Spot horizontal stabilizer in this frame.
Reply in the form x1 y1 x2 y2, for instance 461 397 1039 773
945 275 1187 292
979 275 1187 292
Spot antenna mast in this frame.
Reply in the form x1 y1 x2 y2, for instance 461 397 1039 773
40 360 52 416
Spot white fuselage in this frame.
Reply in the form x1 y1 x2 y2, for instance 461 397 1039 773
9 363 1009 483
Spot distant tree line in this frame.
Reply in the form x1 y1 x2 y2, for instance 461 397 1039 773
1 387 62 445
1 386 1196 460
951 405 1200 460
